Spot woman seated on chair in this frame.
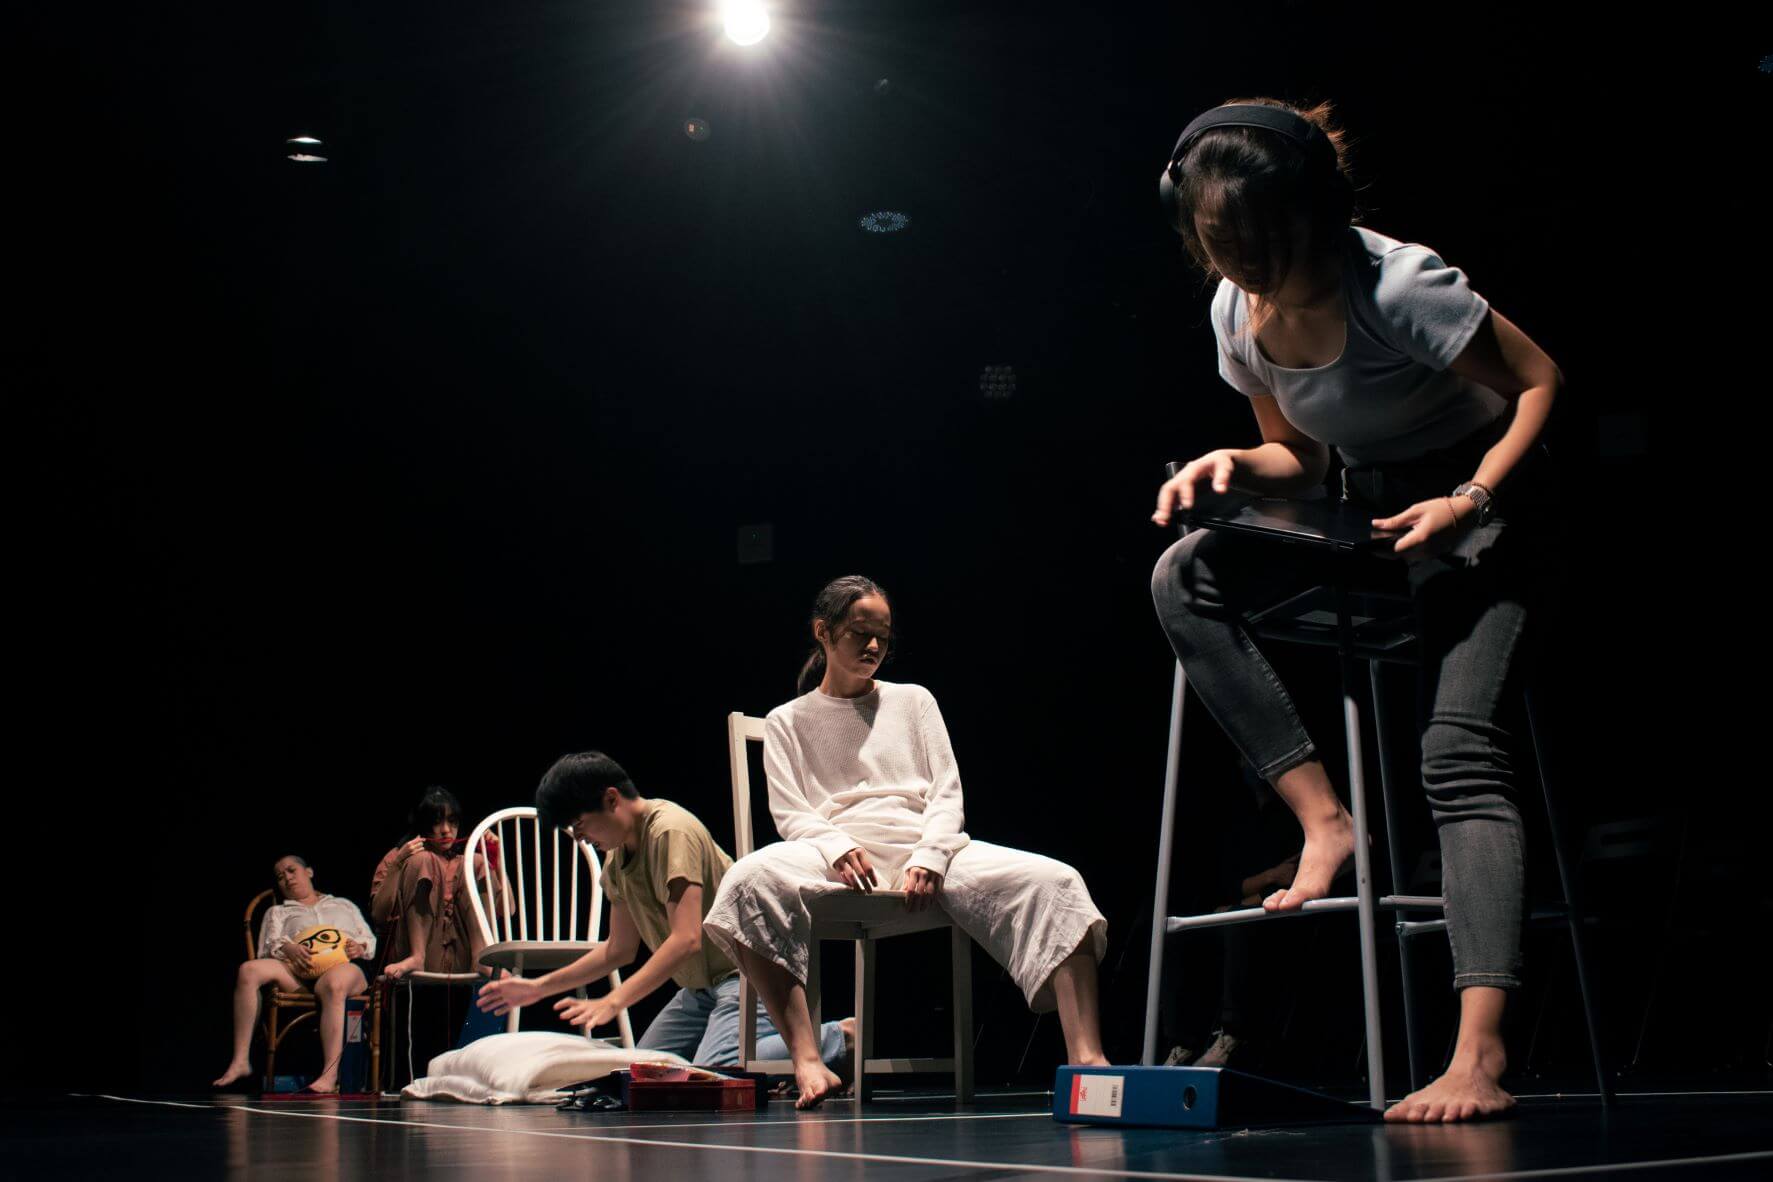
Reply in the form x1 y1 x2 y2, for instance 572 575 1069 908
372 787 501 980
704 575 1111 1109
213 854 376 1092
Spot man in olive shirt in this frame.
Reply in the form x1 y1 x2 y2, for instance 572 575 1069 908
477 751 849 1068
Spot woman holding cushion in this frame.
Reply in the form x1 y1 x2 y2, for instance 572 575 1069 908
212 853 375 1092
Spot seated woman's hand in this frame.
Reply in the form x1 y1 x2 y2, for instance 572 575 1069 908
900 867 943 911
280 940 314 974
1372 497 1473 562
344 939 368 960
476 975 541 1016
397 836 427 863
833 848 878 893
1153 449 1242 527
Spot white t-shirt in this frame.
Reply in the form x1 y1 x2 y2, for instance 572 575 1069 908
256 893 378 961
763 680 971 878
1212 226 1506 465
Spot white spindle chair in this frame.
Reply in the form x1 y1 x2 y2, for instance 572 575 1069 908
729 712 974 1102
464 806 636 1047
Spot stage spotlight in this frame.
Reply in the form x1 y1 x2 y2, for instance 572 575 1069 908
858 210 910 234
684 117 712 141
722 1 770 46
285 136 327 163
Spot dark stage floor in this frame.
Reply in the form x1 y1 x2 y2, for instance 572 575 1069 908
15 1088 1772 1180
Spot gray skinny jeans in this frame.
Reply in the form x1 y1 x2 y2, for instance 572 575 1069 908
1149 419 1560 990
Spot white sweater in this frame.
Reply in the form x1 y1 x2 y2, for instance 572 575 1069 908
763 680 971 877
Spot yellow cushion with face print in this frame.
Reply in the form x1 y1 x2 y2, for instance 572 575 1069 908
290 924 350 980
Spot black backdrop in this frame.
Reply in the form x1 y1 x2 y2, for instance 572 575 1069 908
14 2 1766 1092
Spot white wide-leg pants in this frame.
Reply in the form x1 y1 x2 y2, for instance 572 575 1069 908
704 838 1107 1012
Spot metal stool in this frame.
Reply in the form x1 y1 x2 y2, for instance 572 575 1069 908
380 970 482 1094
1140 481 1610 1109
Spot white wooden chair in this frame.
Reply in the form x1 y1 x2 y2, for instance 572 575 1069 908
463 806 636 1047
728 712 974 1102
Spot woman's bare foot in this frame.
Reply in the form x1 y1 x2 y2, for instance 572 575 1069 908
211 1062 254 1088
793 1060 844 1110
304 1074 341 1095
382 954 423 980
1263 808 1355 911
1385 1047 1515 1123
1070 1052 1111 1067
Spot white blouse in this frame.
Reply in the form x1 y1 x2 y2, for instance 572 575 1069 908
256 894 377 961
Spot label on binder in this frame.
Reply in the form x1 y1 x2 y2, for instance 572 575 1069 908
1069 1073 1124 1118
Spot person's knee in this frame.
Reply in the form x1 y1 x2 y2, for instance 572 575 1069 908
1420 718 1519 813
314 969 358 1000
1151 536 1195 609
401 852 439 891
1151 532 1225 619
719 855 772 898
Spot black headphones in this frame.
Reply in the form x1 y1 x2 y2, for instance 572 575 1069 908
1158 104 1342 234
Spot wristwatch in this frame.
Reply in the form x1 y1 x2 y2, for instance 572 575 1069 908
1451 482 1495 526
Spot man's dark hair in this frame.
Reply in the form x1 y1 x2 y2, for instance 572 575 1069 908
536 751 638 833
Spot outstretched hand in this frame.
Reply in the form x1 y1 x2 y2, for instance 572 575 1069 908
477 975 541 1016
555 994 622 1031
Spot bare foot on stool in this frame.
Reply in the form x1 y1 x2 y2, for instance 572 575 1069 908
382 955 424 980
1264 807 1356 911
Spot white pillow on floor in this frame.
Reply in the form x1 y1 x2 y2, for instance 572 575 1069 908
402 1032 689 1104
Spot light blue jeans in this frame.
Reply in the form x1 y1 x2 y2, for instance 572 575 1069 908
636 974 847 1068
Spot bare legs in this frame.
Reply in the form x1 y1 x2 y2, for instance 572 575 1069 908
730 944 844 1109
1047 935 1108 1066
305 964 368 1092
213 960 366 1091
1386 986 1515 1122
382 878 433 980
1262 758 1356 911
214 958 300 1086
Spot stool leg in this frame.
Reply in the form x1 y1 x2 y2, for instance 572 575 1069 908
1343 654 1388 1110
951 925 974 1103
854 939 875 1103
1142 661 1188 1066
1369 660 1424 1094
264 999 279 1090
739 975 759 1070
1524 687 1613 1106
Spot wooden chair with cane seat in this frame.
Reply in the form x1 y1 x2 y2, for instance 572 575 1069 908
462 806 637 1047
243 890 381 1089
728 712 975 1102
